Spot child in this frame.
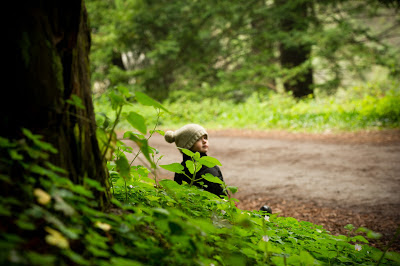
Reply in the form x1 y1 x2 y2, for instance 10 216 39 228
164 124 226 197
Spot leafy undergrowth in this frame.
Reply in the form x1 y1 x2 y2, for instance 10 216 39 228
1 132 400 265
95 84 400 133
2 88 399 265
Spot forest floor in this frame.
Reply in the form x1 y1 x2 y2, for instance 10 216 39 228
125 129 400 252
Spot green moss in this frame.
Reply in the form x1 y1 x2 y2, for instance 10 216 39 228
48 41 65 95
19 32 31 68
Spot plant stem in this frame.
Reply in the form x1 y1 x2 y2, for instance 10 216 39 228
189 157 196 186
101 105 123 162
376 225 400 265
129 108 161 166
124 178 128 201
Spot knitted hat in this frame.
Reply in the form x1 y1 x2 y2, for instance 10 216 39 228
164 124 208 150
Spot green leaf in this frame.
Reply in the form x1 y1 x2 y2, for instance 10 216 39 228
185 160 201 175
146 195 160 201
169 221 183 235
150 129 165 136
298 250 315 265
160 163 184 174
16 219 36 230
186 160 195 174
54 196 76 216
9 150 23 160
198 156 222 167
179 148 194 157
123 132 155 168
63 250 90 265
116 154 131 179
153 208 170 216
351 235 369 243
123 131 145 140
22 128 58 154
135 91 169 112
66 94 85 110
202 173 224 184
366 230 382 239
111 198 122 208
386 251 400 263
110 257 141 266
84 178 104 192
159 179 181 190
0 136 16 148
116 85 131 97
227 186 238 194
113 243 128 256
344 224 355 231
126 111 147 134
69 185 94 198
96 112 110 129
109 90 126 110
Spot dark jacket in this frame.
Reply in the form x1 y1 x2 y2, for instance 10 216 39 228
174 153 225 197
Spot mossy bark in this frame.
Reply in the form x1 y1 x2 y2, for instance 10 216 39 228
3 1 110 208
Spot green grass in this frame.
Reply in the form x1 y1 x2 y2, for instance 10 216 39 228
95 83 400 133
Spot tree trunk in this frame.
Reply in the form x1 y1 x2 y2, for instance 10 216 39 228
276 0 314 98
3 1 110 208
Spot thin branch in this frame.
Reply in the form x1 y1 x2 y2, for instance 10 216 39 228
101 105 123 162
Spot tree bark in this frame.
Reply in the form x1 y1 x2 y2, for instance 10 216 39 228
3 1 110 208
276 0 314 98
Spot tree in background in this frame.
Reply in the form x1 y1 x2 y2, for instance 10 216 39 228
275 0 314 97
87 0 400 100
2 1 110 207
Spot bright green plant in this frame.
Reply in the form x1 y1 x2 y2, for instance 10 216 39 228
2 89 400 265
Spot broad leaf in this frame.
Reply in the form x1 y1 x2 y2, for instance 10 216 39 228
185 160 201 175
150 129 165 136
126 111 147 134
22 128 58 154
185 160 195 174
116 154 130 179
135 92 169 112
109 90 126 110
160 163 184 174
198 156 222 167
123 132 155 168
227 186 238 194
202 173 224 184
66 94 85 110
123 131 145 140
116 85 131 97
179 148 194 157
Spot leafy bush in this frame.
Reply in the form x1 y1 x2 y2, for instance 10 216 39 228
163 84 400 132
1 130 399 265
94 83 400 133
2 87 399 265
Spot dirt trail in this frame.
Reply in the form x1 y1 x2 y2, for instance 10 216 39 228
126 129 400 250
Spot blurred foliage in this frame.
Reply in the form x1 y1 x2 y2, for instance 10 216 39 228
2 103 399 265
95 81 400 132
87 0 400 101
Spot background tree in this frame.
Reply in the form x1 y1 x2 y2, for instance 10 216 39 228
275 0 314 97
87 0 400 101
2 0 110 207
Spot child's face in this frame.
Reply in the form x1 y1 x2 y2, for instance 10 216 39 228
190 134 209 153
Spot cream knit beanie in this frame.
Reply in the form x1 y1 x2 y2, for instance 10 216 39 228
164 124 208 150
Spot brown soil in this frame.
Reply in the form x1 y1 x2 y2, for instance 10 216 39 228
128 129 400 252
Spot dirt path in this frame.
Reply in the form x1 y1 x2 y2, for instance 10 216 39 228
127 129 400 251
